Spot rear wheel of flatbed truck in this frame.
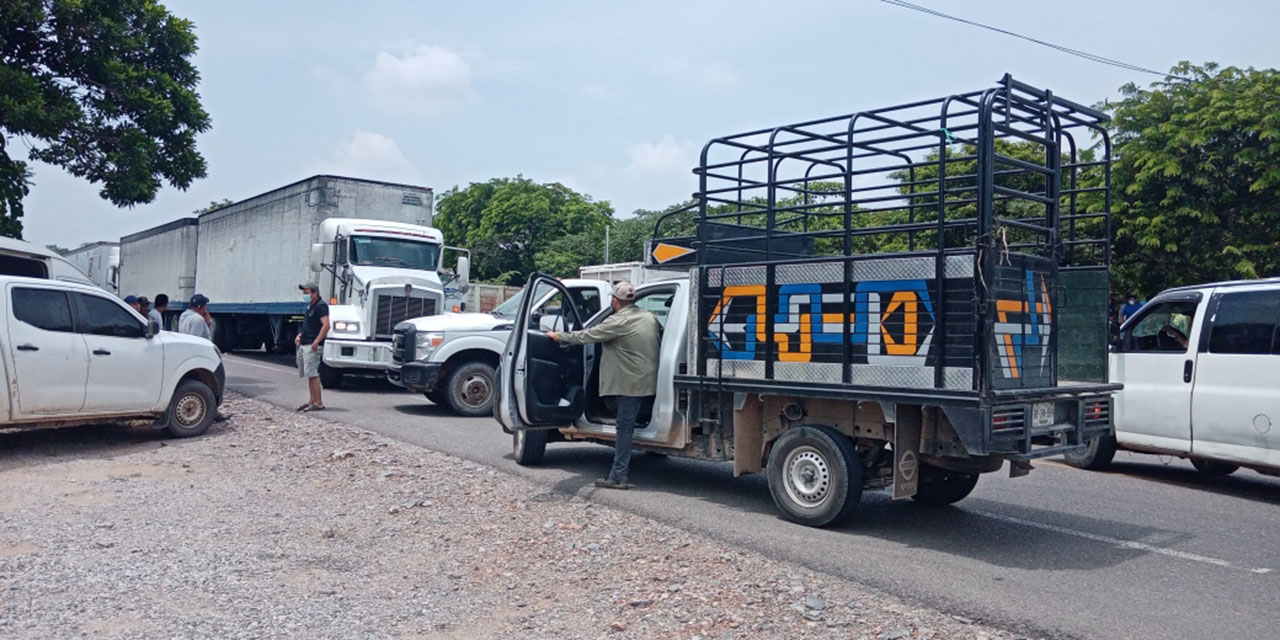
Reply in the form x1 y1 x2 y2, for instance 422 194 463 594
766 425 863 527
1063 434 1118 471
910 464 980 506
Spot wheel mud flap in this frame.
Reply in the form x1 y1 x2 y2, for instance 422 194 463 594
893 405 922 500
732 393 765 477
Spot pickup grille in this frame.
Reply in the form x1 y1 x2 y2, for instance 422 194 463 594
391 325 416 365
375 295 436 338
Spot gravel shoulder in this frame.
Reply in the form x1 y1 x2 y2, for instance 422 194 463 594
1 394 1027 640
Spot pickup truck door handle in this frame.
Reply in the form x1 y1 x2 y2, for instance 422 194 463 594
93 349 112 356
16 344 38 352
1183 359 1193 383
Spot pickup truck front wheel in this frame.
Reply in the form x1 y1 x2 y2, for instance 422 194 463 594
766 425 863 527
512 429 547 466
318 363 345 389
446 362 496 417
165 380 217 438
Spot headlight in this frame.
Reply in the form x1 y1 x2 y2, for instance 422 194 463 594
332 321 361 333
415 332 445 357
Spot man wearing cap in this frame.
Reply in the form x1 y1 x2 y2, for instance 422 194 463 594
546 281 660 490
124 295 141 312
179 294 212 340
295 282 330 411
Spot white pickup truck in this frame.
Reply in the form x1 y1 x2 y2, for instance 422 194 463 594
1 276 225 437
387 279 614 416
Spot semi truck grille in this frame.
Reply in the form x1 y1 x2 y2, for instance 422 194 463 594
376 295 436 338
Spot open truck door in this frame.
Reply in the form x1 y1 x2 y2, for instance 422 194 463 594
496 274 589 461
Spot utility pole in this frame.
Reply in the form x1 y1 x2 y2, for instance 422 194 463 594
604 225 610 263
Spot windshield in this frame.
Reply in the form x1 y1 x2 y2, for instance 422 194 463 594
349 235 440 271
491 282 554 318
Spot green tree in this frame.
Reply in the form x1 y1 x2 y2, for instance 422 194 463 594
0 0 211 238
1108 62 1280 295
193 198 232 214
435 177 613 284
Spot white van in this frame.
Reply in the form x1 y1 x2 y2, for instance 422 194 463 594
0 237 96 287
1066 278 1280 476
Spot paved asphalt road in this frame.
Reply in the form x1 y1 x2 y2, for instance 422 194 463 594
226 354 1279 640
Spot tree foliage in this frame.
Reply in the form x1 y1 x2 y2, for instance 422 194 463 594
1108 62 1280 294
0 0 211 238
193 198 232 214
434 177 613 284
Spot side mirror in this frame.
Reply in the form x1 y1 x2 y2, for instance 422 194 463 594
539 314 566 332
310 243 325 273
146 319 160 339
456 255 471 293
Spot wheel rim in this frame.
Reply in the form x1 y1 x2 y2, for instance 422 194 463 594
175 392 207 427
458 372 492 409
782 445 832 508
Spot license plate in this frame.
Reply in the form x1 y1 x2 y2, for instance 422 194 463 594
1032 402 1054 427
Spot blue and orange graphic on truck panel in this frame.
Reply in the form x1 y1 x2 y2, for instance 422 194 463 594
705 279 939 365
992 271 1053 379
704 269 1051 376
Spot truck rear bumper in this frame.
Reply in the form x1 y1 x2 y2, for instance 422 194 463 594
387 362 442 393
322 339 394 371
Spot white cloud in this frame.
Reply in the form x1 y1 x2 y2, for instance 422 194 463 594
653 57 740 90
625 135 697 176
312 131 421 184
362 45 473 114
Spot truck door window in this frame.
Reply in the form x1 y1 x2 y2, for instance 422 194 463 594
12 288 74 332
75 294 145 338
1208 290 1280 355
569 288 602 317
1123 300 1198 353
634 290 676 329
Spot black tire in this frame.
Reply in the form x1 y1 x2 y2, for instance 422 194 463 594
446 361 496 417
165 380 217 438
766 425 863 527
318 362 344 389
424 389 448 406
1191 458 1239 476
1063 434 1118 471
512 429 548 466
911 464 980 506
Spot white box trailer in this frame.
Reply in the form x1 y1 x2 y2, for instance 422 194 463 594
577 261 684 286
195 175 432 306
119 219 199 309
62 242 120 294
118 175 468 388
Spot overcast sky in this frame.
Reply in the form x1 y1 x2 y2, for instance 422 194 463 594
20 0 1280 248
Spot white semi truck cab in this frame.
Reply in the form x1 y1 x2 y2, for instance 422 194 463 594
309 218 469 388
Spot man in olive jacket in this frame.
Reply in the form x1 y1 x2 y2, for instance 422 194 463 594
547 281 660 489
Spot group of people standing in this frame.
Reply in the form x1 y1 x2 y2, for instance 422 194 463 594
123 292 213 339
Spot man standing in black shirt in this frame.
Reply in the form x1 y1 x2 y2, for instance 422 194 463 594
295 282 331 411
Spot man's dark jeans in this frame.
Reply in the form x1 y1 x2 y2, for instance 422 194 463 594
609 395 652 484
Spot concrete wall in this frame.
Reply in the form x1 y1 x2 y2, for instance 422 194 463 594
195 176 433 305
119 221 199 303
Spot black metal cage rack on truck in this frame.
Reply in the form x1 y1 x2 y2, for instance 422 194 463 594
647 74 1119 460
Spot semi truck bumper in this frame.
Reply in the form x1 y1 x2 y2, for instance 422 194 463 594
322 339 394 371
387 362 442 393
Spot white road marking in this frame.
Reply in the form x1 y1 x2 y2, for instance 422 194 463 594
974 510 1272 574
225 356 291 373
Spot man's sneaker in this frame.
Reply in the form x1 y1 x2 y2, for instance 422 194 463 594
593 478 632 490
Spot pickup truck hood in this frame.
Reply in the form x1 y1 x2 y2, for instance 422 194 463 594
400 312 510 332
